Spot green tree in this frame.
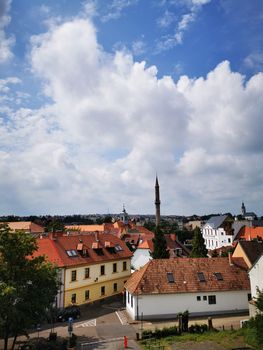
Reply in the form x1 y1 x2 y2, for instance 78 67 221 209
189 227 208 258
0 224 58 350
151 226 169 259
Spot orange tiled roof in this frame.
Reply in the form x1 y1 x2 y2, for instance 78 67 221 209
236 226 263 241
35 232 132 268
34 238 64 267
137 240 154 250
125 257 250 295
65 224 106 232
1 221 44 233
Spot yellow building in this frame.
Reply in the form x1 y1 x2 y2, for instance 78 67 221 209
37 232 132 307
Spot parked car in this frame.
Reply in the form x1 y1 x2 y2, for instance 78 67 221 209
57 306 81 322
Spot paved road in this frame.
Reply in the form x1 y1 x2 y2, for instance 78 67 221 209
1 296 249 350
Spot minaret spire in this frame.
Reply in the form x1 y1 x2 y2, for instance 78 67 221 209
155 175 161 227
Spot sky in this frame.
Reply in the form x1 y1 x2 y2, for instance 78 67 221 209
0 0 263 217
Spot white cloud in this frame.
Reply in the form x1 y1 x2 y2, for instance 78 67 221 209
244 52 263 72
1 17 263 216
0 0 14 63
156 0 211 51
132 39 147 56
101 0 138 22
157 10 175 28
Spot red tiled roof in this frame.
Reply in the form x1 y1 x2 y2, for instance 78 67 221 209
236 226 263 241
34 238 64 267
35 232 132 268
125 257 250 295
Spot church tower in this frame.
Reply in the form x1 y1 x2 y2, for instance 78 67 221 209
155 176 161 227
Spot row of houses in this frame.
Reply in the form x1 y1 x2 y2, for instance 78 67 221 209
2 213 263 321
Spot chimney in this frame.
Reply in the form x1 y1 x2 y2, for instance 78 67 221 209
50 232 57 241
228 251 233 266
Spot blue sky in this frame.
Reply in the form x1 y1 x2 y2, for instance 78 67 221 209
0 0 263 216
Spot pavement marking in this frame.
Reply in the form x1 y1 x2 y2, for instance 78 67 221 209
115 310 128 325
75 319 96 328
80 336 124 347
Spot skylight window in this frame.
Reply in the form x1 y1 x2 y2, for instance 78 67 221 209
66 250 78 257
167 272 175 283
197 272 206 282
214 272 223 281
115 245 123 252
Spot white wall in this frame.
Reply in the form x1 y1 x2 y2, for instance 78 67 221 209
131 249 152 270
249 254 263 298
126 290 250 320
202 225 233 250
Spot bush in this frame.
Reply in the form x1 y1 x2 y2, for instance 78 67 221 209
142 326 179 340
188 324 208 333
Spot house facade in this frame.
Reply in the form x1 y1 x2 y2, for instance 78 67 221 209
125 257 250 320
248 253 263 316
202 215 234 250
36 232 132 308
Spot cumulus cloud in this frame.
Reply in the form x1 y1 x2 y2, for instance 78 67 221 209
1 16 263 215
0 0 15 63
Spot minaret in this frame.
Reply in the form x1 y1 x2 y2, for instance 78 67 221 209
241 202 246 216
155 176 161 227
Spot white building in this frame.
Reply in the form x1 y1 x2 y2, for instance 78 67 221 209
248 253 263 316
125 257 250 320
202 215 235 250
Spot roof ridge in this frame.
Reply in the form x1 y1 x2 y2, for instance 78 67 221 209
134 260 152 293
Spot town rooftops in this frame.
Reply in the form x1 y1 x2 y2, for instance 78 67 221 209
125 257 250 295
204 215 229 229
35 232 133 267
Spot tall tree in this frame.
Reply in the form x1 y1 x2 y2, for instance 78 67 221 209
190 227 208 258
151 226 169 259
0 224 58 350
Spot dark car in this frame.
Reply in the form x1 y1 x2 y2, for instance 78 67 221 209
57 306 81 322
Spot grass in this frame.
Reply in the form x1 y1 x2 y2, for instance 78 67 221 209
140 328 263 350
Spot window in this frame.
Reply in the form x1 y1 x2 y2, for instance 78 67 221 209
123 261 127 271
203 296 207 301
84 267 90 279
128 292 130 303
115 245 123 252
228 238 231 243
94 248 104 256
113 263 117 273
71 293 76 303
85 290 90 300
167 272 175 283
197 272 206 282
214 272 223 281
113 283 117 292
101 286 105 296
66 250 78 257
71 270 77 282
197 296 201 301
248 293 252 301
131 295 133 308
100 265 105 275
208 295 216 304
